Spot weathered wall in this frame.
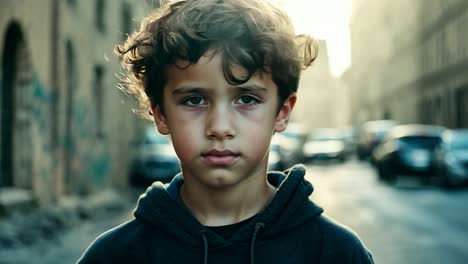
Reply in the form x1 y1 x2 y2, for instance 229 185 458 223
0 0 56 203
0 0 155 206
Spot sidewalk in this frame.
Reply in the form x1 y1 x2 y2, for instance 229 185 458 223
0 189 132 249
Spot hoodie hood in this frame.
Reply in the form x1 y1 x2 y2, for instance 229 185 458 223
134 164 323 248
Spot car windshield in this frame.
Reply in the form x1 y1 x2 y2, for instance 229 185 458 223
450 135 468 150
398 136 441 149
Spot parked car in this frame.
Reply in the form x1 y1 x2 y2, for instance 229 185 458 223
129 126 180 186
268 139 284 171
433 129 468 188
277 123 308 168
340 127 357 159
373 124 445 182
356 120 399 161
303 128 347 163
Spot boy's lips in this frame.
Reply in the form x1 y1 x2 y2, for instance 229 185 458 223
201 149 240 166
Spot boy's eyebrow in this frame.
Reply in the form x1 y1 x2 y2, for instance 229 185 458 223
172 86 207 95
234 84 268 92
171 84 268 95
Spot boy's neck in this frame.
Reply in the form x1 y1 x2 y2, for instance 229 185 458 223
180 171 276 227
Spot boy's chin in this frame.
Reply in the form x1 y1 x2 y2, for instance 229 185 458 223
186 165 266 188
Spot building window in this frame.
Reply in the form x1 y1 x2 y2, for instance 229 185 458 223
459 14 468 61
95 0 106 33
455 18 462 62
65 40 78 193
434 95 443 125
421 41 428 74
121 3 132 41
447 21 457 66
93 65 105 137
464 14 468 59
437 32 444 71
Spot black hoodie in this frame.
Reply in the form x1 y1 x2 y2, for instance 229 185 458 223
78 165 374 264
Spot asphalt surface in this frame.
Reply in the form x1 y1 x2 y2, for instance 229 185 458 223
307 159 468 264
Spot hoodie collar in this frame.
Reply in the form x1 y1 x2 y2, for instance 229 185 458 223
133 164 323 247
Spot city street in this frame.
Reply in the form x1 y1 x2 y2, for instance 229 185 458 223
2 160 468 264
307 160 468 264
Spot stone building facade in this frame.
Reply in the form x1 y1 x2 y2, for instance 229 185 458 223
345 0 468 128
293 40 349 130
0 0 159 206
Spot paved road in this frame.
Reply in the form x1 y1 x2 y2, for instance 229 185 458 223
306 159 468 264
0 192 137 264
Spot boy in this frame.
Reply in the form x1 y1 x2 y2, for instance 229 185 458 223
78 0 374 263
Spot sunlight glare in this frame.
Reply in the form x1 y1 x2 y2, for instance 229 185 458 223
279 0 352 77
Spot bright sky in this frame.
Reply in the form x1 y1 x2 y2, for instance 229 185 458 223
278 0 352 77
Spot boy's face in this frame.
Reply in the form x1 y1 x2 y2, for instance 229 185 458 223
152 51 296 189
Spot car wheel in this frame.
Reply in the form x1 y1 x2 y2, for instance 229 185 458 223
339 156 346 163
385 171 397 183
379 163 396 183
377 164 386 180
357 151 365 161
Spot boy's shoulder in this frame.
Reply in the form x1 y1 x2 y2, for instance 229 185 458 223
316 214 362 243
313 214 374 263
77 218 150 263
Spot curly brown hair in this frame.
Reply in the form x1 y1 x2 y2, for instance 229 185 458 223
115 0 318 120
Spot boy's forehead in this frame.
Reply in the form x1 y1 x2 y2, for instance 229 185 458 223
165 52 276 91
169 50 248 76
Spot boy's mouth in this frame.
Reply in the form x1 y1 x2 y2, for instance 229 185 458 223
201 149 240 166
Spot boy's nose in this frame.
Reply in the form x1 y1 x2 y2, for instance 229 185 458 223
205 105 235 140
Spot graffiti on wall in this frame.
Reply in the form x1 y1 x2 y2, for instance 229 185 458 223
2 71 112 194
32 72 55 135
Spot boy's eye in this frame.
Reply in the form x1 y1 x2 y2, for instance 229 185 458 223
182 96 206 106
236 95 260 105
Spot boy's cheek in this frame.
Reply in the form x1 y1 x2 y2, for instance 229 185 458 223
245 132 272 153
172 140 195 162
170 128 201 157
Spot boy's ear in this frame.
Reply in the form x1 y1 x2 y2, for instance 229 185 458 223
274 93 297 133
152 105 170 135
